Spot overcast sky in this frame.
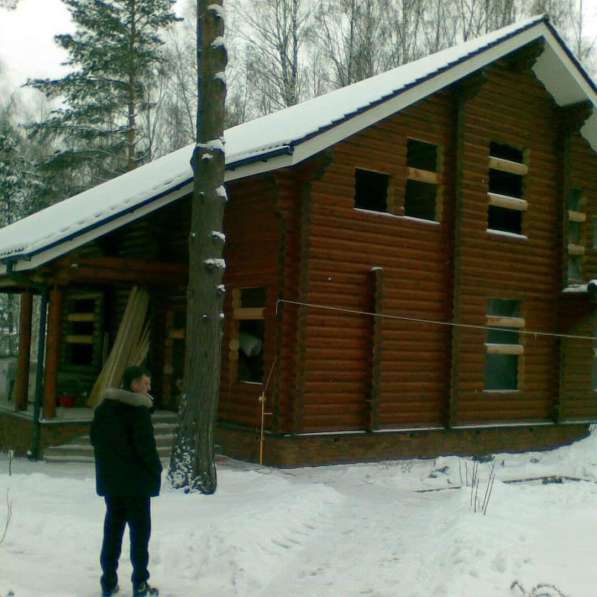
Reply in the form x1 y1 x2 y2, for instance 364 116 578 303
0 0 596 102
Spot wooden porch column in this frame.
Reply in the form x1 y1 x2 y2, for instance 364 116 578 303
43 287 62 419
14 291 33 411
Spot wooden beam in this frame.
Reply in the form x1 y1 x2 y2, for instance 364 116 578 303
233 307 265 320
14 291 33 411
568 210 586 223
488 192 528 211
43 287 62 419
486 316 525 328
486 343 524 355
407 167 438 185
368 267 384 431
558 101 594 136
505 39 545 73
567 243 585 256
488 156 528 176
66 313 96 322
65 334 94 344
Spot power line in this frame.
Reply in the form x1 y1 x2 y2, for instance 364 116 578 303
276 299 597 342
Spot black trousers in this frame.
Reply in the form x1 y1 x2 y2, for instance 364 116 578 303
100 496 151 591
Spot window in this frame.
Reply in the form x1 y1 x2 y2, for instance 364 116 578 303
484 299 524 391
354 169 389 213
487 142 527 235
566 188 585 284
404 139 440 221
64 292 103 368
232 288 265 383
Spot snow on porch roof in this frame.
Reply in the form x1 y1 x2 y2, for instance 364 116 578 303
0 14 595 273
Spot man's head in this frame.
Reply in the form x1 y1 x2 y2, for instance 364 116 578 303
122 366 151 394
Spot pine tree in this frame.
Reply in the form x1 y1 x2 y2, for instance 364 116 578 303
26 0 179 197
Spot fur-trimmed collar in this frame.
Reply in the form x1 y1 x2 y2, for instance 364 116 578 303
103 388 153 408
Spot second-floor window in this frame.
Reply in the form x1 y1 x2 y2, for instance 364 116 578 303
404 139 440 221
487 142 528 235
354 168 389 213
566 188 585 284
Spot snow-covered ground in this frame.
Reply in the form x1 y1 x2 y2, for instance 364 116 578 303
2 430 597 597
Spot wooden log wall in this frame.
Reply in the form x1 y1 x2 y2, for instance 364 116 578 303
294 56 592 433
558 130 597 420
219 175 282 428
452 61 561 424
302 92 454 432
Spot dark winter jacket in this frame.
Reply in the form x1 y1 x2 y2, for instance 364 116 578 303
90 389 162 497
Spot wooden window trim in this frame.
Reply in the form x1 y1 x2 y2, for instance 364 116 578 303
66 313 96 322
65 334 94 344
487 192 528 211
568 210 586 223
485 343 524 355
486 316 525 328
407 167 438 185
488 156 528 176
233 307 265 320
567 243 585 256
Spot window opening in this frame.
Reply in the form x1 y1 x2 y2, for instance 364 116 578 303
354 169 389 213
487 142 527 234
232 288 265 384
407 139 437 171
64 292 102 368
484 299 523 391
404 139 440 221
565 188 585 284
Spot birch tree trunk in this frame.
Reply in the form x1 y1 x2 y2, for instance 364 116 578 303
169 0 227 494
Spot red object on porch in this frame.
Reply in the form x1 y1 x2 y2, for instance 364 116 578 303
58 395 76 408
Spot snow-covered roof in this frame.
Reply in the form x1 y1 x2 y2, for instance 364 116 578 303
0 15 595 274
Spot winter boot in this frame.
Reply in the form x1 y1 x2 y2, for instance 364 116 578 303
133 581 159 596
101 584 119 597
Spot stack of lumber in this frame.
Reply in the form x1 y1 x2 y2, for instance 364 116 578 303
87 286 150 407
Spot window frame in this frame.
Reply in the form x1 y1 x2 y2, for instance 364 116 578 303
231 287 266 385
404 138 443 222
486 143 528 236
483 300 525 392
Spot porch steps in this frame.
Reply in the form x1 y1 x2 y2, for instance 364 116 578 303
44 411 180 464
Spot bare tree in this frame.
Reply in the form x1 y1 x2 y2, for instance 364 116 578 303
238 0 313 112
169 0 227 494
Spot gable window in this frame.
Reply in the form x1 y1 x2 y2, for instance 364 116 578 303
566 188 585 284
484 298 524 391
231 287 265 384
354 169 389 213
487 142 527 235
404 139 440 221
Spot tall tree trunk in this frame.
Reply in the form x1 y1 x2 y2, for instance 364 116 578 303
169 0 227 494
127 0 137 171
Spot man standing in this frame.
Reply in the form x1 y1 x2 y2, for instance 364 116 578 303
91 366 162 597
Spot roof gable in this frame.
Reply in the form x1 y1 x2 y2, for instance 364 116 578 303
0 15 595 273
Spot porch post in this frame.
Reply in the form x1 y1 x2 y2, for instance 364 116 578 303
43 287 62 419
14 291 33 411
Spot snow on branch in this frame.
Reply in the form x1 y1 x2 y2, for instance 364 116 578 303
204 258 226 272
211 231 226 243
197 138 225 153
208 4 225 20
215 71 227 85
216 185 228 201
211 36 225 49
